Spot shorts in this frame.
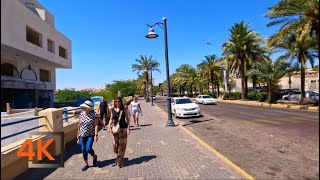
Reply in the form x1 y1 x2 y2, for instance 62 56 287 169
100 111 107 119
132 109 140 114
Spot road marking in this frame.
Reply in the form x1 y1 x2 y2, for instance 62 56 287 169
272 110 319 116
239 112 265 118
239 120 262 126
254 119 286 125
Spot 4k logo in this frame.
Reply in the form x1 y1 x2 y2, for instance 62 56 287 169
17 132 64 168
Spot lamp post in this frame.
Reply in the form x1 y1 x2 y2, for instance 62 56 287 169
150 68 154 106
146 17 175 127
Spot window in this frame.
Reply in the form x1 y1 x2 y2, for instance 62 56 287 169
40 69 50 82
1 63 16 77
47 39 55 53
59 46 67 59
26 26 42 47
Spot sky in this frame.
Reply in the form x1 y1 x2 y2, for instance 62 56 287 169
38 0 316 90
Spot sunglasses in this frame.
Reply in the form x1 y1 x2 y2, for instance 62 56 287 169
115 101 121 103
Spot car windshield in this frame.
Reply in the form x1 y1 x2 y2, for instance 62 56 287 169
202 96 212 99
176 98 193 104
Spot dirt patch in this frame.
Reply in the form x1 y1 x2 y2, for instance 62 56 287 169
177 115 319 179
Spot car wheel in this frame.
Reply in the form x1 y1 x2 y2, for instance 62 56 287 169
202 101 205 105
284 97 288 100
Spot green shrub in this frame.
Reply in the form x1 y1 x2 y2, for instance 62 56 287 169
231 92 241 100
247 92 257 100
256 92 267 102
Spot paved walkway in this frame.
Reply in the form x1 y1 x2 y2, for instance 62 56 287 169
16 100 245 179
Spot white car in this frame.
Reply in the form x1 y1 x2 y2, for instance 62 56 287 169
196 95 216 105
171 97 201 118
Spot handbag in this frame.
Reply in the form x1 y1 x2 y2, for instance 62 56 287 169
112 110 122 134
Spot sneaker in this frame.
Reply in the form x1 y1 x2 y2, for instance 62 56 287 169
82 165 89 171
93 155 98 166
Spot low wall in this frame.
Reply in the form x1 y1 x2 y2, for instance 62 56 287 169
1 108 80 179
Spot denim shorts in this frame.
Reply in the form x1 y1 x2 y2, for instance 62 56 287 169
132 109 139 114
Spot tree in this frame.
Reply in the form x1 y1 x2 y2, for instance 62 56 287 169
248 59 290 103
197 55 222 98
106 80 137 99
265 0 319 61
132 55 160 100
222 21 269 99
55 88 90 103
175 64 197 95
271 33 317 102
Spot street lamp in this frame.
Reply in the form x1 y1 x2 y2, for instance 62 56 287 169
146 17 175 127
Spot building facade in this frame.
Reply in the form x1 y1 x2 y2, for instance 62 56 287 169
233 69 319 92
1 0 72 110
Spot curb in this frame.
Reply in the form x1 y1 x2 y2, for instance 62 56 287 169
215 100 319 111
153 102 255 180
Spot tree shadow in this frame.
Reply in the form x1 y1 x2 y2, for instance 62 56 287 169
130 128 141 131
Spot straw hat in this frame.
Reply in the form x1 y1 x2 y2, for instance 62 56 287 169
80 100 93 110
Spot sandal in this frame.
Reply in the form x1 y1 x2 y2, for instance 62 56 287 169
82 165 89 171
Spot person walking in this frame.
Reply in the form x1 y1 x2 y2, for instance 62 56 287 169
77 100 99 171
98 97 108 130
107 97 130 168
130 96 142 127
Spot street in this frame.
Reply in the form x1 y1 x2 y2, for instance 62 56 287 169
154 96 319 179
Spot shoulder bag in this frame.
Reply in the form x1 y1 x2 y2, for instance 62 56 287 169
112 110 122 134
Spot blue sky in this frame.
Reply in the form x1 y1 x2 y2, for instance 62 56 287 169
39 0 306 90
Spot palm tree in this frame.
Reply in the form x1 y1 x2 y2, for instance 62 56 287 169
136 74 147 97
222 21 269 99
265 0 319 61
248 59 290 103
197 55 222 98
271 33 317 102
132 55 160 100
175 64 197 95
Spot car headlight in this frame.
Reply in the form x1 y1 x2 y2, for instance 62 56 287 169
176 107 183 110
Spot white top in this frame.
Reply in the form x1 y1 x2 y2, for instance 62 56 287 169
130 101 140 111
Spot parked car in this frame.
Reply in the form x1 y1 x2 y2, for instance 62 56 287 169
171 97 201 118
282 90 301 101
195 95 216 105
306 91 319 100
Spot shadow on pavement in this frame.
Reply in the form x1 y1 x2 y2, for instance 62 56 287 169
139 124 152 127
124 155 157 167
181 118 215 127
14 140 82 180
97 159 115 168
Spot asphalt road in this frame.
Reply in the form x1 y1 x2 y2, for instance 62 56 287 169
152 96 319 179
155 96 319 149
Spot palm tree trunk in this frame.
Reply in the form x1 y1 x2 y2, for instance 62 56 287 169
300 60 306 102
240 59 246 100
217 81 220 97
268 83 273 103
210 71 215 98
244 76 248 98
144 82 147 99
288 75 292 89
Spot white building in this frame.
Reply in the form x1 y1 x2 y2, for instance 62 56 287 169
232 69 319 92
1 0 72 110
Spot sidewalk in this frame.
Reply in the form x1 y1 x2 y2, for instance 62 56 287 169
16 100 247 179
214 99 319 111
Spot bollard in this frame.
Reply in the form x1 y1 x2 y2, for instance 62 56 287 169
63 108 68 122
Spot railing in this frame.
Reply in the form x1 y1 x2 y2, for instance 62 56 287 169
1 116 45 141
63 107 82 122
